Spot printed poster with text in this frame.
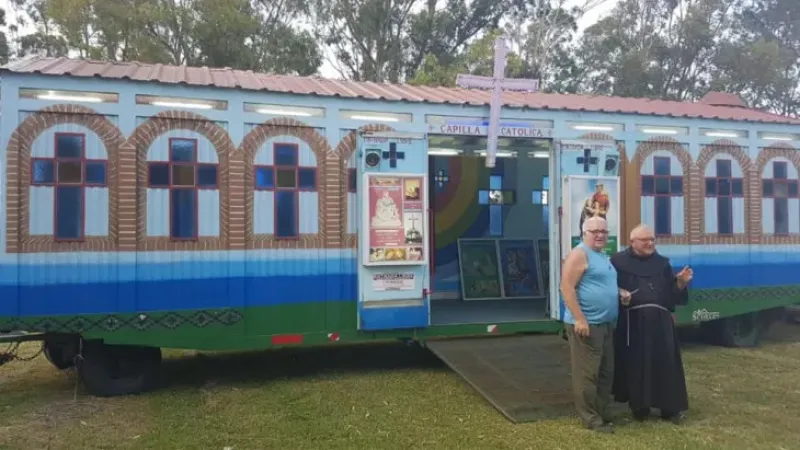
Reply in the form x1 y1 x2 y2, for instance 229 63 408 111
367 175 426 264
565 176 620 257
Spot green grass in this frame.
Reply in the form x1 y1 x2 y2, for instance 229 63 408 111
1 325 800 450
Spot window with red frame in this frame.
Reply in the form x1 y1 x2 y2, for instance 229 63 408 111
30 133 107 240
762 160 794 235
147 138 218 240
704 159 744 235
253 143 317 238
640 156 683 236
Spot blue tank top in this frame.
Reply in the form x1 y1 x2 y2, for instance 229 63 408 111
563 243 619 325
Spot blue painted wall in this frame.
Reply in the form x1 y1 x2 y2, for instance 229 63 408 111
1 72 800 320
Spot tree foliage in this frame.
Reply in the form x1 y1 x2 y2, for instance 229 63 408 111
0 0 796 116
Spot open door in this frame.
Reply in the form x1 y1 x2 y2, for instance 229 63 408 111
554 139 622 320
356 131 431 331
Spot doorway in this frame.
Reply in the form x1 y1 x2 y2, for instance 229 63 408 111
427 135 553 325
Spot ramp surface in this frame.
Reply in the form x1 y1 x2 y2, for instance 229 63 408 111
426 334 575 423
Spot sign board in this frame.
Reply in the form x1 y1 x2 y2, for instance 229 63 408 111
362 173 427 266
372 273 415 291
562 175 621 257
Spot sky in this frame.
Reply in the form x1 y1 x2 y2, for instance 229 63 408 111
0 0 620 79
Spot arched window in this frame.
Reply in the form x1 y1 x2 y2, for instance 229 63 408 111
253 142 317 238
704 158 745 235
762 159 798 235
640 154 684 236
30 132 108 240
147 138 218 240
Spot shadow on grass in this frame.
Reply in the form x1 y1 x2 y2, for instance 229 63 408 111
159 341 447 390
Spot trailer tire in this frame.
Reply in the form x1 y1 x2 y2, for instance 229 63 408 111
77 341 162 397
43 337 80 370
703 313 763 348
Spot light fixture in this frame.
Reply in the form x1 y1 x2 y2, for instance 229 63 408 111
763 135 793 141
256 108 313 117
477 150 516 158
704 131 739 138
572 125 614 131
641 127 678 135
529 151 549 158
151 101 213 110
428 148 463 156
349 114 400 122
36 93 103 103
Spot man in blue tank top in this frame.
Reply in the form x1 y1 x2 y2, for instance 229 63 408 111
560 216 630 433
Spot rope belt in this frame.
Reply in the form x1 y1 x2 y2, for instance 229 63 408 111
626 303 671 346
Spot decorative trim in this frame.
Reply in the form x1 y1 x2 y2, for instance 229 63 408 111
0 309 245 334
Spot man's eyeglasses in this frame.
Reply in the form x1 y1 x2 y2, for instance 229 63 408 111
587 229 609 235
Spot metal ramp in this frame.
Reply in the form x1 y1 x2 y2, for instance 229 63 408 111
426 334 575 423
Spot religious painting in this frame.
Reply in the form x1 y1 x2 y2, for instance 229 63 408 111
497 239 543 298
458 238 503 300
363 173 427 265
564 176 620 257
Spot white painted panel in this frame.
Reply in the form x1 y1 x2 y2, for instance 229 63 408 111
298 143 317 167
704 198 717 233
29 186 54 235
704 155 744 178
84 187 109 236
641 155 654 175
198 190 220 237
672 196 685 235
762 198 774 234
253 191 275 234
731 160 743 178
347 193 358 234
254 144 274 166
733 198 745 233
640 197 655 228
299 192 319 234
760 157 795 178
669 154 683 176
704 159 716 177
146 188 170 237
789 198 800 233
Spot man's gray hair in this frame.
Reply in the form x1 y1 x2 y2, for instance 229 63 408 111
582 216 607 233
630 224 654 240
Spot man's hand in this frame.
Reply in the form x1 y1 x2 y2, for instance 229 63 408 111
619 288 632 306
677 266 693 289
574 319 590 338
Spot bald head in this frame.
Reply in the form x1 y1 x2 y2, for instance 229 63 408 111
630 224 654 240
629 223 656 256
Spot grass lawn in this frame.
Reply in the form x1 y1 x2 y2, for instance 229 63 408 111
1 324 799 450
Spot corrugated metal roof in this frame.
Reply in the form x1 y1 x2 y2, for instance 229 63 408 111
3 56 799 125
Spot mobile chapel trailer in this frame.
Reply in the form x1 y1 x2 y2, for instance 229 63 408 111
1 57 799 406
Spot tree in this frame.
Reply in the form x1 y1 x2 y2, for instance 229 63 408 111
0 9 10 64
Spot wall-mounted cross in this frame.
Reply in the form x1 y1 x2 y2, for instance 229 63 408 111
577 148 598 173
434 169 450 187
382 143 405 169
478 174 516 236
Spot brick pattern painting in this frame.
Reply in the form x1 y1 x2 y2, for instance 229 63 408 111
129 110 235 251
5 104 125 253
6 104 800 252
237 117 331 249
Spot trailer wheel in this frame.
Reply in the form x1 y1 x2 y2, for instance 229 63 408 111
43 337 80 370
703 313 763 348
77 341 162 397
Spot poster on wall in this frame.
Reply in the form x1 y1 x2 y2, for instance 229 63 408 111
563 175 620 257
458 239 503 300
497 239 542 298
363 173 428 266
372 273 416 291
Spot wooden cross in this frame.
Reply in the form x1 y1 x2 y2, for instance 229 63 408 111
456 35 540 168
